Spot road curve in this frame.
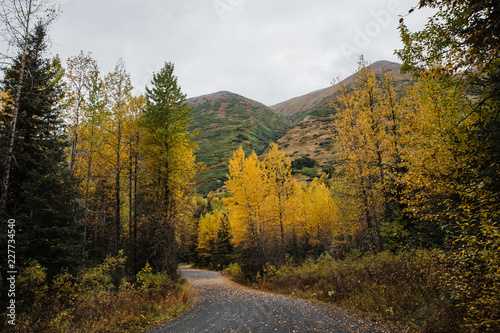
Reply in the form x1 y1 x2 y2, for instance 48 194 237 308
149 266 389 333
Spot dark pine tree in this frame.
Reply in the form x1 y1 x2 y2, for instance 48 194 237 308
0 23 82 276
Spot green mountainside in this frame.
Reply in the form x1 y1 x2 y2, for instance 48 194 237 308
187 91 290 195
187 61 411 193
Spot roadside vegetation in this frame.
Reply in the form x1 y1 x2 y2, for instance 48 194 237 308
248 251 451 332
1 252 190 333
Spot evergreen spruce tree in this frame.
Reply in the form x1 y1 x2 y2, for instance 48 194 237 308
141 62 197 275
0 23 81 275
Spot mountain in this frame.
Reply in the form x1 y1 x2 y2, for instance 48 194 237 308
187 91 290 195
272 61 411 181
270 61 407 120
187 61 412 193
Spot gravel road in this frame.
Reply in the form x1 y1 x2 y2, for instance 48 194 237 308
149 266 390 333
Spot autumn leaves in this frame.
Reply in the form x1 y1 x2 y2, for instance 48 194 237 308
65 57 197 274
199 144 354 273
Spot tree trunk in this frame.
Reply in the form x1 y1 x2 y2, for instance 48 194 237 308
133 140 138 273
0 8 31 218
70 98 83 174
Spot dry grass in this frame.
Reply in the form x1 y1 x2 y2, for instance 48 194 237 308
1 256 191 333
255 250 463 332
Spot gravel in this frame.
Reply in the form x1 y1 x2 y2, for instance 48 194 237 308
149 266 390 333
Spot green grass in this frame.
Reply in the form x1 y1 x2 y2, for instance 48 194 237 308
188 94 290 195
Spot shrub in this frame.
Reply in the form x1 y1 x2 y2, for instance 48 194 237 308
1 253 189 333
224 262 245 281
291 156 317 169
135 262 175 297
260 250 450 331
17 261 48 310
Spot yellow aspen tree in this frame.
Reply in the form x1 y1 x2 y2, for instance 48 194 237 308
225 147 268 272
124 95 144 272
77 69 107 255
398 78 474 228
398 77 500 327
262 143 297 259
334 59 399 252
225 148 266 246
101 59 133 255
197 211 220 260
290 178 343 251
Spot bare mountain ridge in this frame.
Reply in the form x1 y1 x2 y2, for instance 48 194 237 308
269 60 404 118
271 60 412 182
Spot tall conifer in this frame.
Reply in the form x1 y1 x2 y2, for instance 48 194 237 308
141 62 197 275
0 23 81 274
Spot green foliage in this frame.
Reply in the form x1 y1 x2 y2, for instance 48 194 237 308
297 167 319 179
291 156 317 169
187 93 290 195
135 262 174 296
0 23 82 275
17 261 49 310
141 61 197 274
393 2 500 330
397 0 500 80
78 250 127 293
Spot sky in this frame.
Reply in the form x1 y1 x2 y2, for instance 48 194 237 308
47 0 432 106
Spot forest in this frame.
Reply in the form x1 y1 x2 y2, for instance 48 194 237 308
1 0 499 332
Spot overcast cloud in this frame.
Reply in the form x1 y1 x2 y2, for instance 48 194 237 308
48 0 431 106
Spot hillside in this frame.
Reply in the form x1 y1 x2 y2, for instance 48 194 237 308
273 61 411 181
187 61 411 192
187 91 289 194
270 61 407 120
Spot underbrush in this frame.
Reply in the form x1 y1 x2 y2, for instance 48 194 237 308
251 250 463 332
1 252 190 332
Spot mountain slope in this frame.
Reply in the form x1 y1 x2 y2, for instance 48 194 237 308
188 61 411 192
273 61 411 180
187 91 289 194
270 61 408 121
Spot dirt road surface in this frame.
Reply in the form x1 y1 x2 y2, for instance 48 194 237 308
149 266 391 333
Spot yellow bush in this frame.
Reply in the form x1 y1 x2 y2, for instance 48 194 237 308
135 262 174 297
17 261 48 310
224 262 245 281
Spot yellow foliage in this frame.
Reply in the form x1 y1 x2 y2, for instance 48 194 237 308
333 59 402 251
197 210 224 257
292 179 341 244
225 147 267 247
224 144 356 268
397 78 477 220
